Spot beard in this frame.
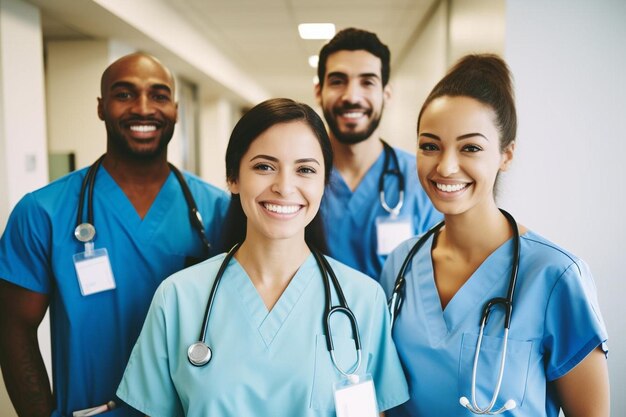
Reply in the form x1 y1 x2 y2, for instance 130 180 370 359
323 103 384 145
106 119 174 160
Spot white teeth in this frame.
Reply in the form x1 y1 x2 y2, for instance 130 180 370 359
342 112 364 119
436 183 468 192
264 203 300 214
130 125 156 132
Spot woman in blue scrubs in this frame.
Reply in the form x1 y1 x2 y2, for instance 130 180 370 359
380 55 609 416
117 98 408 416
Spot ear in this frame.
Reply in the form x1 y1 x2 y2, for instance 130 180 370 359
383 82 392 102
227 179 239 195
174 101 179 123
314 82 322 107
97 98 104 121
499 141 515 171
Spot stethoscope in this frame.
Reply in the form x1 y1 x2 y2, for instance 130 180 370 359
388 209 520 415
74 155 211 258
379 140 405 217
187 243 363 378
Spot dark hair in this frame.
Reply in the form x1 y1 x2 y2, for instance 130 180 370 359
221 98 333 253
417 54 517 151
317 28 391 88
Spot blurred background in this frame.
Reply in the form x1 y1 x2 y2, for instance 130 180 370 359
0 0 624 415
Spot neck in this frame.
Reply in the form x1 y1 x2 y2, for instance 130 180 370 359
331 135 384 191
101 151 171 218
438 203 513 260
101 151 170 187
236 233 311 310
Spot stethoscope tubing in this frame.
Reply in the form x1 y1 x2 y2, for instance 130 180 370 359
76 155 105 230
197 243 240 344
388 208 521 414
312 249 362 376
189 245 363 378
75 156 210 256
379 140 405 217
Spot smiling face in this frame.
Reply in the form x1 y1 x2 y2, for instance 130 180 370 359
315 50 390 145
98 54 178 160
228 121 326 244
417 96 514 217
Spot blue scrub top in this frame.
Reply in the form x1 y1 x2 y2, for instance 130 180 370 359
320 146 441 279
380 230 608 417
117 253 409 416
0 165 230 417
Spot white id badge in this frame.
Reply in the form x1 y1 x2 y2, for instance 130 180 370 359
333 374 379 417
73 248 116 296
376 215 413 255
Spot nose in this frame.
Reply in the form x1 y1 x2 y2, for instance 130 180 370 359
271 171 296 196
436 149 459 177
341 80 362 104
131 94 155 116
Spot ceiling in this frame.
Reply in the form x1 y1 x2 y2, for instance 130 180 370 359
38 0 439 104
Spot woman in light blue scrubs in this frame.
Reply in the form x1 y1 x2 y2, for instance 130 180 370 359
117 98 408 416
380 55 609 417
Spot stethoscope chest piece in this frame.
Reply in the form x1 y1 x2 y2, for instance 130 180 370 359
187 341 212 366
74 223 96 243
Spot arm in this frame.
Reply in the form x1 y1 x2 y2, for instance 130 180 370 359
554 347 610 417
0 279 53 417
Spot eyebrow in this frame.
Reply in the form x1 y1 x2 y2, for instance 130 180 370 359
419 132 489 141
109 81 172 94
250 155 321 165
327 71 381 80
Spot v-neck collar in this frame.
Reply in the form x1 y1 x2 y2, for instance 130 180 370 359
416 234 516 344
97 167 180 241
226 254 318 348
328 150 386 217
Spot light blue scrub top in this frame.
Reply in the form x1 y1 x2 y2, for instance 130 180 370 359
0 166 230 417
117 253 409 417
380 230 608 417
320 146 441 279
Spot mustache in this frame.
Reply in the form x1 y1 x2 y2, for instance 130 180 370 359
121 116 163 125
334 103 370 112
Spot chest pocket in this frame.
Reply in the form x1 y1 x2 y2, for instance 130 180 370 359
458 333 533 410
310 333 365 412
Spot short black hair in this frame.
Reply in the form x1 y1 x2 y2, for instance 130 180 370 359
317 28 391 88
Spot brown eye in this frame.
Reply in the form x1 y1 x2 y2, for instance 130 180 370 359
463 144 482 153
419 143 439 152
298 166 316 174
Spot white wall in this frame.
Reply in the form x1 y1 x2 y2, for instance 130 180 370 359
199 97 236 189
0 0 50 415
502 0 626 415
46 40 112 170
381 0 448 153
381 0 505 154
0 0 48 219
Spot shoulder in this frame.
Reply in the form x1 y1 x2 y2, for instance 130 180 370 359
180 170 229 199
391 147 417 168
9 169 87 218
379 235 422 292
391 146 415 160
162 253 227 289
518 230 600 303
324 256 382 294
520 230 587 276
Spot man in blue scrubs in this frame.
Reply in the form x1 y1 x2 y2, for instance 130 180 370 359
0 53 229 417
315 28 441 279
